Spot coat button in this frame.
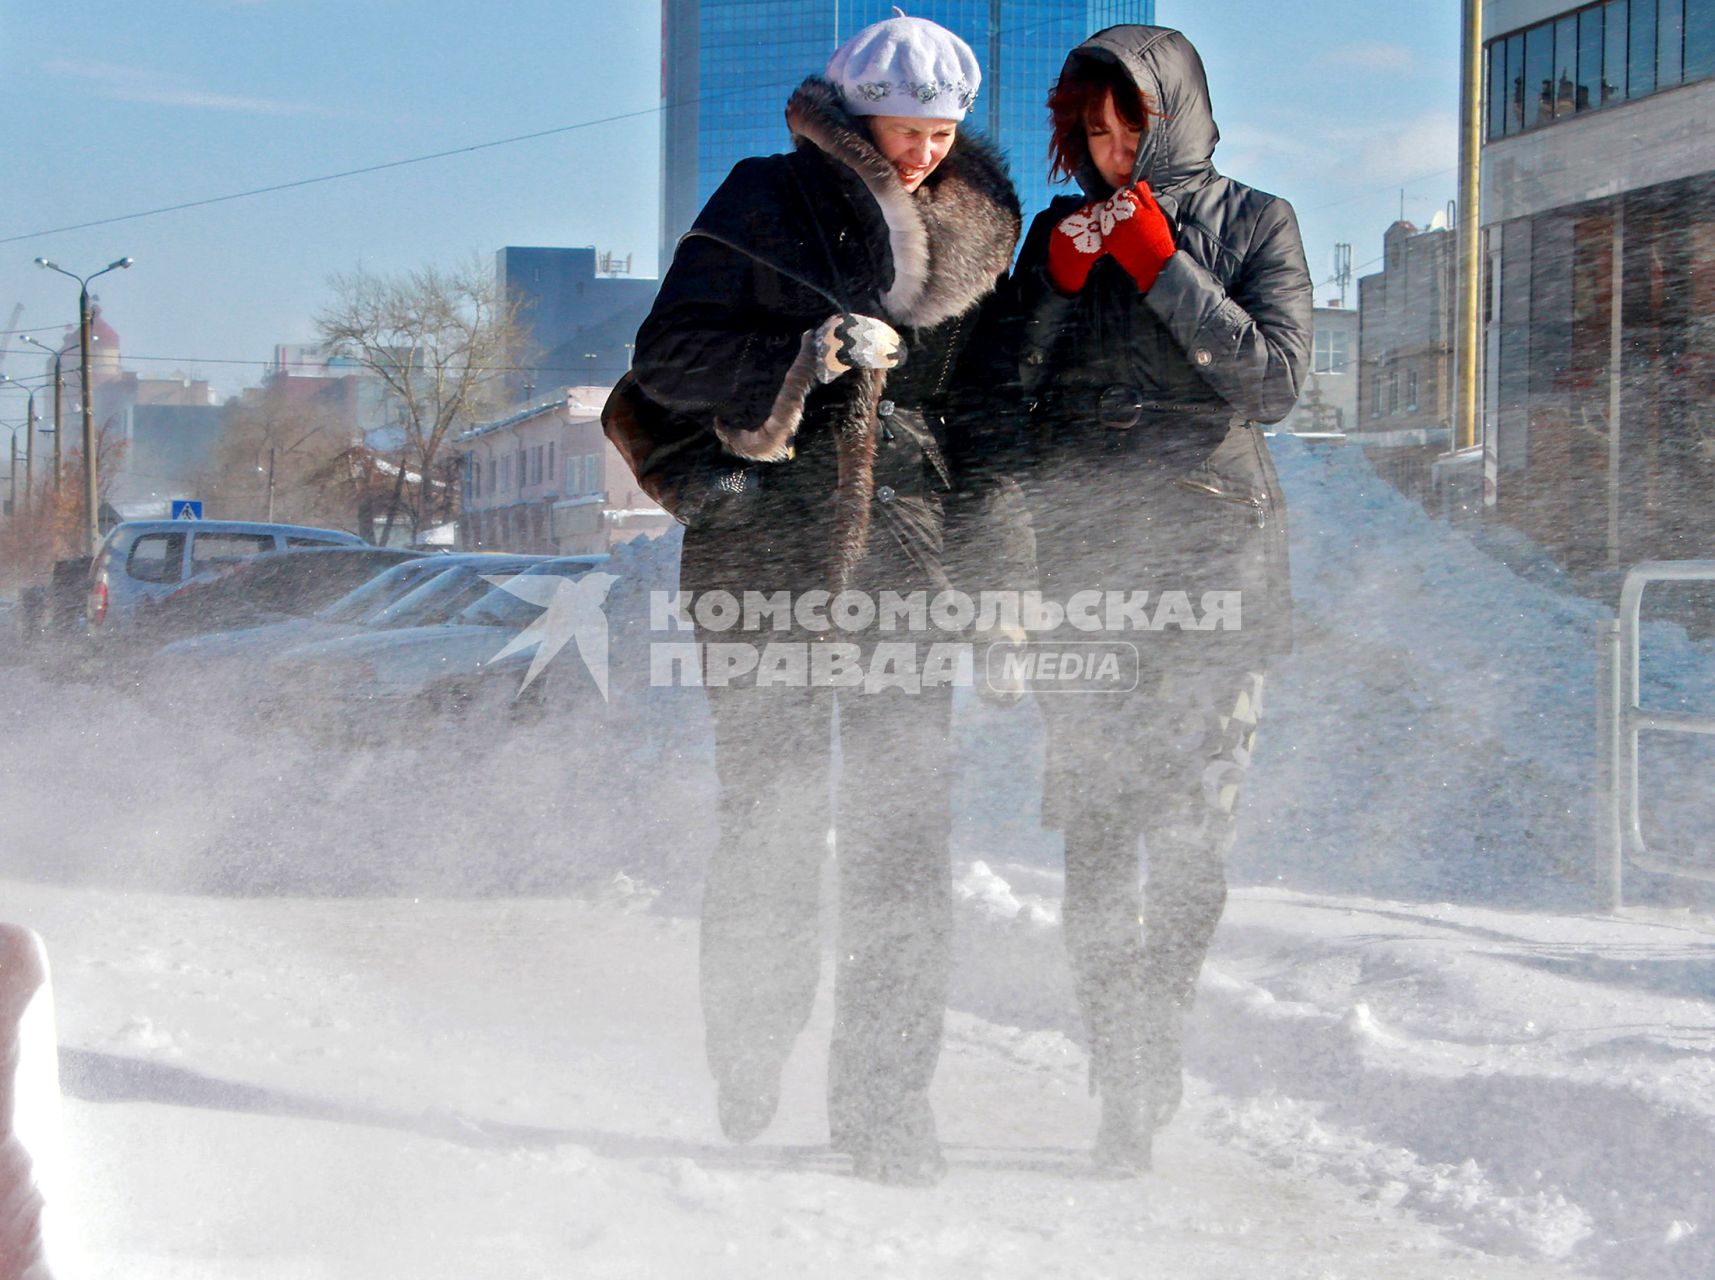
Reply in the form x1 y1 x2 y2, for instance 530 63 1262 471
876 485 896 503
877 399 895 417
1193 349 1213 367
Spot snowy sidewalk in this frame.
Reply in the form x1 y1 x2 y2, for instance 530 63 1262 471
8 879 1589 1280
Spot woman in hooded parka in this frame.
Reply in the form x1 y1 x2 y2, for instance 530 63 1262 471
1009 25 1312 1175
604 15 1023 1186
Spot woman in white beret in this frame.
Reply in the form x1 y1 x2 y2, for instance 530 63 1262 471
607 11 1027 1185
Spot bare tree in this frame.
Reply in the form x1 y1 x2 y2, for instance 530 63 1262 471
314 256 522 543
203 389 355 530
0 416 127 588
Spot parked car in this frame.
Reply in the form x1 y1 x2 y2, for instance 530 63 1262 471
88 519 366 637
131 546 423 649
264 556 610 745
148 554 545 708
361 556 553 631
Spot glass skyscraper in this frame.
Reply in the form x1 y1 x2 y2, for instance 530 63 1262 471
660 0 1156 266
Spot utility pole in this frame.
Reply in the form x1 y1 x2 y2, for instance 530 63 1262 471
19 337 65 493
265 445 277 522
1455 0 1485 452
35 257 133 554
1333 243 1353 309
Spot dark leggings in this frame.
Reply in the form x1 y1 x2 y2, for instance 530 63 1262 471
699 677 954 1136
1044 667 1264 1083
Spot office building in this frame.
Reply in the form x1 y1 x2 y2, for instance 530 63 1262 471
1480 0 1715 572
496 247 659 398
660 0 1156 263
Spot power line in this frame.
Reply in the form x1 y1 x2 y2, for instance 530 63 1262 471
2 9 1105 247
0 345 644 376
1299 166 1458 215
0 103 677 246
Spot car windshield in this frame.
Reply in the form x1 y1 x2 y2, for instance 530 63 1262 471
373 560 539 628
157 551 408 633
316 558 446 624
454 559 607 628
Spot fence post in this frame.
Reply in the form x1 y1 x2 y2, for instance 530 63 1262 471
1596 619 1623 911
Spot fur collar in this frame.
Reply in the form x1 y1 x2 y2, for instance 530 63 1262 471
785 78 1020 329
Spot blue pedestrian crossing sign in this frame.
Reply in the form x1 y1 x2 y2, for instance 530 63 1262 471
172 500 203 521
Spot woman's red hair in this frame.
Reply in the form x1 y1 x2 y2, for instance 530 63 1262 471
1046 57 1157 185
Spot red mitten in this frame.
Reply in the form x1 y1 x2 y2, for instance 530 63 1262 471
1103 182 1176 293
1046 202 1109 295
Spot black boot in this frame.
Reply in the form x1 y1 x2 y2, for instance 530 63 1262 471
1089 987 1185 1177
715 1057 783 1144
846 1093 946 1187
1093 1085 1155 1177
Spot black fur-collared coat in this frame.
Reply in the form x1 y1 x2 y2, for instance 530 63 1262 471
608 78 1028 613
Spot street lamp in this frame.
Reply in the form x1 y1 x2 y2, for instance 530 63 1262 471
19 334 67 495
0 375 44 510
3 421 28 519
35 255 133 555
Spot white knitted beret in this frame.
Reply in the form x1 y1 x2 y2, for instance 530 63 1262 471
825 9 981 120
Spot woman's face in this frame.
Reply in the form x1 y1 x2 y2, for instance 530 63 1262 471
869 116 958 192
1084 90 1143 192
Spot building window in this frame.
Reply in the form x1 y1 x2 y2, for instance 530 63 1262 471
1313 327 1351 374
1690 0 1715 77
1487 0 1715 137
487 459 496 495
1407 370 1420 411
1579 5 1606 107
1632 0 1659 95
584 454 603 495
1605 0 1629 100
547 441 556 485
532 445 544 485
1660 0 1686 85
565 456 578 493
1388 372 1401 415
1554 14 1579 116
1371 375 1384 417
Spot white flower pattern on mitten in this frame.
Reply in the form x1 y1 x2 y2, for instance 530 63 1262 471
1056 190 1136 254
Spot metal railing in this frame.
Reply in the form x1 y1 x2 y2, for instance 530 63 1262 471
1599 560 1715 908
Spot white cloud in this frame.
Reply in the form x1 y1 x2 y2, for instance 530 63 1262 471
1353 111 1459 186
42 58 341 118
1324 41 1416 74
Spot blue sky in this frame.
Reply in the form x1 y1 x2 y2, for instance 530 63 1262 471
0 0 1459 400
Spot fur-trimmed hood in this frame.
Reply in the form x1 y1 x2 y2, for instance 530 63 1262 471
784 77 1019 329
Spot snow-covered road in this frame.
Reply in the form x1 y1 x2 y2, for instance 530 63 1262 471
9 879 1607 1279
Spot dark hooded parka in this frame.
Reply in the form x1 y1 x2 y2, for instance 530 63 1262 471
609 77 1023 618
1012 25 1312 664
1008 29 1314 1117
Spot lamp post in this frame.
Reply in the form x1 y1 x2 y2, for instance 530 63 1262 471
20 334 66 495
34 256 133 555
0 377 43 510
4 422 26 519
